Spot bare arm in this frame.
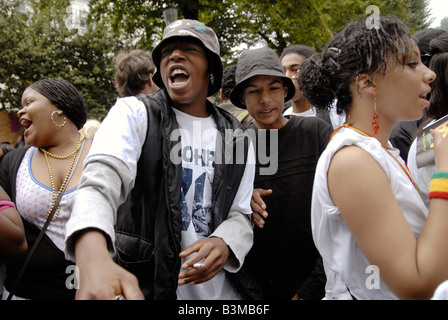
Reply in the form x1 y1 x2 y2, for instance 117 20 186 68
328 130 448 299
74 229 144 300
0 187 27 260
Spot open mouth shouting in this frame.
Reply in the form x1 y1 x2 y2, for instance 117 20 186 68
170 68 190 87
19 117 33 136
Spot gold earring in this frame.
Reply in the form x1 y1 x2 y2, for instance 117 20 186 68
51 110 66 128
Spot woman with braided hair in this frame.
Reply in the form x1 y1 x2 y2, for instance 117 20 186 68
0 78 92 299
299 15 448 299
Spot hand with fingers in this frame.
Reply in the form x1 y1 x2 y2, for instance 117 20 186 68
178 237 230 285
250 188 272 228
75 255 144 300
74 230 144 300
432 129 448 172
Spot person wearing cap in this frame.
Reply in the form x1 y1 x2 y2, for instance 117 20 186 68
230 46 332 300
64 19 257 300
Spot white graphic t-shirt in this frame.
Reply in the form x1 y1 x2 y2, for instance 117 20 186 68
173 108 241 300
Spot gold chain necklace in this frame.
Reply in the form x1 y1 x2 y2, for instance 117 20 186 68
42 133 84 221
40 133 84 160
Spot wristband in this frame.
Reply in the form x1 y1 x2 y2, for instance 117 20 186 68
428 172 448 200
0 200 16 212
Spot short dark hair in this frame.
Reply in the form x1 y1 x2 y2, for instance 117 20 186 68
221 64 237 100
299 15 413 115
280 44 317 60
427 32 448 120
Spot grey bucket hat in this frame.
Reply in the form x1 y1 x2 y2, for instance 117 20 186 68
151 19 223 97
230 46 295 109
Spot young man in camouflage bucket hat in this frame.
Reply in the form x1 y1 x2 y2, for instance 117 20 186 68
65 19 258 300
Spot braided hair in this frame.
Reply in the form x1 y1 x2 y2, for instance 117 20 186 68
299 15 413 116
29 78 87 129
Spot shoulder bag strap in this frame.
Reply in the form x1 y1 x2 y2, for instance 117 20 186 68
7 139 86 300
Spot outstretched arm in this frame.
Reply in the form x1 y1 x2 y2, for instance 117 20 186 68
74 230 144 300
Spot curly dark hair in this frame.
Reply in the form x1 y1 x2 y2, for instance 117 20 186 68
299 15 413 116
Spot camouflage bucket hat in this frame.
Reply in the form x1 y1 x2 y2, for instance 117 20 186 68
152 19 223 96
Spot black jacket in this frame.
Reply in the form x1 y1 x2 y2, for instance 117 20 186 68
114 89 260 299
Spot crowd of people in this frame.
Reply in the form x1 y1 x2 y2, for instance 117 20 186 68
1 14 448 301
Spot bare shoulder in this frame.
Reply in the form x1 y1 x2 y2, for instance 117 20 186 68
327 145 390 202
329 145 379 176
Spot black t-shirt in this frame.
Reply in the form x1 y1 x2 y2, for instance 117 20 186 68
245 115 332 300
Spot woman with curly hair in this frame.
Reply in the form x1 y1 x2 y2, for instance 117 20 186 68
299 15 448 299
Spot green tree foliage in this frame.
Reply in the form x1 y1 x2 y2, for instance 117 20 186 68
88 0 433 55
0 0 125 119
0 0 434 118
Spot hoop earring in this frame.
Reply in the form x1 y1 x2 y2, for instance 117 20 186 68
51 110 66 128
372 97 379 135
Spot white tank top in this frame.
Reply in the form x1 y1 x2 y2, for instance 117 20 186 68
311 126 428 299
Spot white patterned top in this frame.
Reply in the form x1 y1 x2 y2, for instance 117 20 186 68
15 147 77 252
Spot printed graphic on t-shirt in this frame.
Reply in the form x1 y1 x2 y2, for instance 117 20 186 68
181 169 209 236
173 109 217 240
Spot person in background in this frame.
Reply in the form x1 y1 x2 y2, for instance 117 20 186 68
114 49 159 97
299 15 448 300
0 78 91 299
79 118 101 139
389 28 446 162
230 46 331 300
0 185 27 260
0 185 27 299
0 142 13 164
218 64 253 128
64 19 257 300
280 44 343 129
408 32 448 209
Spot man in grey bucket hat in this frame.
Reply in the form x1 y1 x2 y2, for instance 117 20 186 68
65 19 258 300
230 46 295 109
233 46 332 299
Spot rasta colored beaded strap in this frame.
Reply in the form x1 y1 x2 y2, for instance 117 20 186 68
0 200 16 211
428 171 448 200
330 124 423 198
